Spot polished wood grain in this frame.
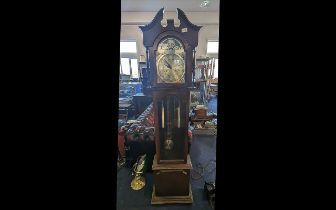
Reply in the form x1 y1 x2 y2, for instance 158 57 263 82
152 154 192 170
152 154 193 201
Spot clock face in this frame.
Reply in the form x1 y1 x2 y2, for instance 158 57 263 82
156 37 185 83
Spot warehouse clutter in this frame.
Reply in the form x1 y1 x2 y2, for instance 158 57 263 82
189 104 217 138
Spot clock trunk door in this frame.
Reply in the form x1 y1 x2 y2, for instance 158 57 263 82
157 94 188 163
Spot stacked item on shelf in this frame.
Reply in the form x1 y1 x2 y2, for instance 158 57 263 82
119 97 133 104
194 63 207 82
190 105 217 135
120 74 131 82
119 97 135 120
209 84 218 96
195 58 211 103
119 83 136 98
190 91 203 108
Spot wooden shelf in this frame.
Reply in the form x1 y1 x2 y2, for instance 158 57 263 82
191 116 213 121
194 80 207 83
192 129 217 136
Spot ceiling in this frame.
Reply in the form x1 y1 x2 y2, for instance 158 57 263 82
121 0 220 12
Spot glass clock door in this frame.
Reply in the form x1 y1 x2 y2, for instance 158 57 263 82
158 95 186 161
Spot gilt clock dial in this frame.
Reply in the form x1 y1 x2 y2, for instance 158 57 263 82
156 37 185 83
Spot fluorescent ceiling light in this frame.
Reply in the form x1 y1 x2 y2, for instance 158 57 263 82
200 0 211 8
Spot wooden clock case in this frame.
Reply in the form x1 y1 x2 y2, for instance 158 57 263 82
139 8 201 204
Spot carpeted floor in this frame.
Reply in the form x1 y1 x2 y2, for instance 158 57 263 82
117 97 217 210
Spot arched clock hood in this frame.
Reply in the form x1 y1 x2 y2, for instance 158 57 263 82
139 8 202 90
139 8 202 48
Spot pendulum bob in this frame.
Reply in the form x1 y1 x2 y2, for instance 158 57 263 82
130 154 147 191
164 139 174 150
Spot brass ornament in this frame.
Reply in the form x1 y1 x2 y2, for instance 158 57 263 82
130 175 146 190
130 154 147 191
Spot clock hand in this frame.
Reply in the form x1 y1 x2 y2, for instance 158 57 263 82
164 59 168 67
164 59 172 69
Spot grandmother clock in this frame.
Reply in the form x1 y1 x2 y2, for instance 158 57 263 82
140 8 201 204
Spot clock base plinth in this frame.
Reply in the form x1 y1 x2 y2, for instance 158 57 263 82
151 154 193 205
151 185 193 204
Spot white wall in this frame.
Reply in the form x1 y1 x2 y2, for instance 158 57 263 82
120 11 219 59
